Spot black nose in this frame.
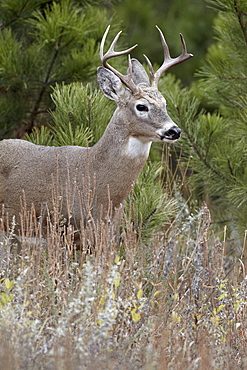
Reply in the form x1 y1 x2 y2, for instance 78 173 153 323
164 126 181 140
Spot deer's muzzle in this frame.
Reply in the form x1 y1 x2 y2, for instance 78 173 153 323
159 126 181 141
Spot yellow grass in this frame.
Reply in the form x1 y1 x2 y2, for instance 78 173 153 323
0 201 247 369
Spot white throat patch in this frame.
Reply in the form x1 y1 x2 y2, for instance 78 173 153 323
126 137 152 158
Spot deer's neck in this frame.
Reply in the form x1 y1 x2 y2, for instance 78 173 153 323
93 108 152 159
125 136 151 158
88 108 152 209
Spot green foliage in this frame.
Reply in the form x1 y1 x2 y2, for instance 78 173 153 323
25 82 114 146
49 83 94 147
126 162 178 241
0 0 118 138
197 2 247 114
24 125 54 145
166 0 247 232
50 82 114 145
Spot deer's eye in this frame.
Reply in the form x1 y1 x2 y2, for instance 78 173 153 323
136 104 149 112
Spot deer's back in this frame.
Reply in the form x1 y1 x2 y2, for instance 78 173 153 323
0 139 89 224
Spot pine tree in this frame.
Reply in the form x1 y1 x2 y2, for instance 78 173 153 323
0 0 119 138
166 0 247 233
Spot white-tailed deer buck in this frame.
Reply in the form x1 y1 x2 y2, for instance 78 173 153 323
0 26 192 237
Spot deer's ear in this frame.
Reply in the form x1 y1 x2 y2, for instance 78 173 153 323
97 67 128 102
131 58 150 87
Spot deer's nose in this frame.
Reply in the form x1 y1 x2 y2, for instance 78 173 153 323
163 126 181 140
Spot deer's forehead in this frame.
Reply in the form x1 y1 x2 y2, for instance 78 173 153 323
135 89 166 106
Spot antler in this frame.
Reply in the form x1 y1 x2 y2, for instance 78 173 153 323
100 25 139 93
144 25 193 88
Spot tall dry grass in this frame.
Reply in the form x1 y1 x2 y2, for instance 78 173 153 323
0 195 247 369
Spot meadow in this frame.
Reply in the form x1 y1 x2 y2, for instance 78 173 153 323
1 193 246 370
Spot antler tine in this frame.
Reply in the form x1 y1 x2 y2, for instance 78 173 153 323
100 25 110 61
156 25 171 61
143 54 155 81
100 25 139 92
151 25 193 88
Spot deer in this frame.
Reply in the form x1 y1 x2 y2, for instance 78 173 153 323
0 25 192 242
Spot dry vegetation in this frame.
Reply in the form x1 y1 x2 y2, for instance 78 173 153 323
0 197 247 370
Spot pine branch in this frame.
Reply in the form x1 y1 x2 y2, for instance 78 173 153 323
0 18 17 30
216 89 244 109
28 34 64 131
234 0 247 46
217 75 247 80
27 32 77 131
0 0 31 30
176 106 226 180
227 157 234 177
